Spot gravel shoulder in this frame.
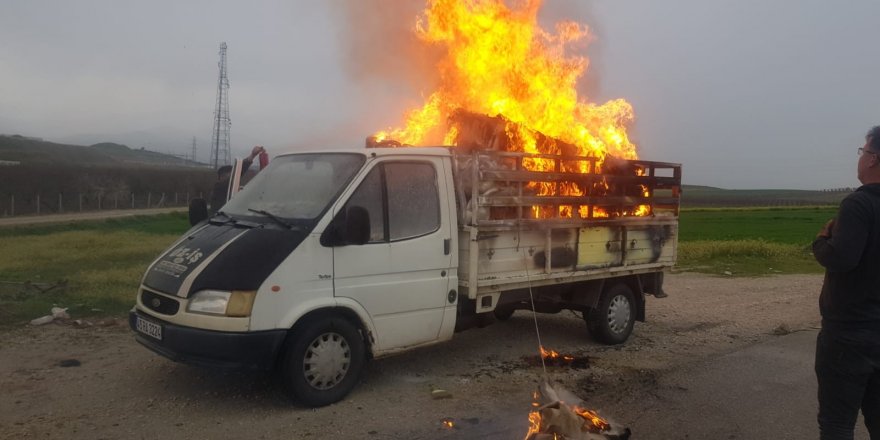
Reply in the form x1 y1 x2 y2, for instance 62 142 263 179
0 273 822 440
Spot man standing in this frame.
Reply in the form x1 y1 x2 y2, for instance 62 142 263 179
209 145 266 214
813 126 880 439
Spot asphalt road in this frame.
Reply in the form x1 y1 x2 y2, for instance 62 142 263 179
469 329 870 439
627 329 868 439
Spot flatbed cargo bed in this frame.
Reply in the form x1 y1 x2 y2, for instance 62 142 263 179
451 149 680 306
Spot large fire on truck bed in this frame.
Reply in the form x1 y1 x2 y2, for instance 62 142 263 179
375 0 636 161
372 0 649 220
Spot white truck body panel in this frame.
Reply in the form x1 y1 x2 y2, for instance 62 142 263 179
330 153 458 353
248 232 336 331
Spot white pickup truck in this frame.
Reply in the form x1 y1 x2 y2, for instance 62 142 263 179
130 146 680 406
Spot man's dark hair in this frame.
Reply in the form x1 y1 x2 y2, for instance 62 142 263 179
217 165 233 178
867 126 880 152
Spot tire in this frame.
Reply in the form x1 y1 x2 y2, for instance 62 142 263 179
494 307 515 321
280 317 366 407
586 283 635 345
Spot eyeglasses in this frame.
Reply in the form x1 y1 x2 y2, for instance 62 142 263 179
858 147 878 156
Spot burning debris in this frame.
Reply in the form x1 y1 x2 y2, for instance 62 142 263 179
370 109 658 221
522 346 592 369
525 381 630 440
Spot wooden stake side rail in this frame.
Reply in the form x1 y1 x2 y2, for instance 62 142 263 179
480 170 681 189
452 150 682 227
478 195 681 207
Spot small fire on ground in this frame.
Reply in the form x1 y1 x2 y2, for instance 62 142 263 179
522 346 591 369
525 381 630 440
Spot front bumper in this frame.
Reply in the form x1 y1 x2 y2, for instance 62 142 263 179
129 309 287 370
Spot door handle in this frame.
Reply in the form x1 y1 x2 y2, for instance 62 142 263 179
444 238 451 255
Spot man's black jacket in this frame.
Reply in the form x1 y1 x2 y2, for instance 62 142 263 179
813 183 880 332
209 158 253 214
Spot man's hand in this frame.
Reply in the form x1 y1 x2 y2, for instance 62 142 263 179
249 145 265 159
817 219 835 239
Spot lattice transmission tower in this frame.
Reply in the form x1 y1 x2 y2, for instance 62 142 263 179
210 42 231 168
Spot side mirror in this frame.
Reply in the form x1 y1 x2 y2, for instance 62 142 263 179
188 198 208 226
344 206 370 245
321 206 371 246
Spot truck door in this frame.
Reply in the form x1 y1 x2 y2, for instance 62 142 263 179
331 158 455 351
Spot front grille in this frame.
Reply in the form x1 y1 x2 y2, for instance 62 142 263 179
141 290 180 315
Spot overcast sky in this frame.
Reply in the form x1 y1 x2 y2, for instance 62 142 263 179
1 0 878 189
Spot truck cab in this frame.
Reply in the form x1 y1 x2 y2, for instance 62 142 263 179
132 148 459 406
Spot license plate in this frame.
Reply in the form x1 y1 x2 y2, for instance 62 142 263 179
136 316 163 341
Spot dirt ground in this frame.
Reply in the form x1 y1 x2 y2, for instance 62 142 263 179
0 272 822 440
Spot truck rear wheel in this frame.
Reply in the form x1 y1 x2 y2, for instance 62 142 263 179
280 317 366 407
586 283 635 345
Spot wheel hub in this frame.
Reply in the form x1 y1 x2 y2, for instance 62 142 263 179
607 294 632 334
303 332 351 390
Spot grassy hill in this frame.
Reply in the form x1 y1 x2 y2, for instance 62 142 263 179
680 185 848 207
0 134 204 168
0 135 215 216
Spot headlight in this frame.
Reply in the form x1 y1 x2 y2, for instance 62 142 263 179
187 290 256 317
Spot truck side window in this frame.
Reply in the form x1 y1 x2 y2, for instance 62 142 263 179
344 161 440 243
385 162 440 241
344 167 386 243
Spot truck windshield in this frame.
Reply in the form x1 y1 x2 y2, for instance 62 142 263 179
222 153 365 222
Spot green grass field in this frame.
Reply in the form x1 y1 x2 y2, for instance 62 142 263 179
0 213 188 326
677 206 836 276
0 207 840 325
679 206 837 244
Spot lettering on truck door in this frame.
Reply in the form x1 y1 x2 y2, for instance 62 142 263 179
332 158 454 351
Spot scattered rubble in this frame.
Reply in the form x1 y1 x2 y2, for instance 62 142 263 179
430 387 453 399
28 307 69 326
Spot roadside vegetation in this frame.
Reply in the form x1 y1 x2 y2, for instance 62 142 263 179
0 213 188 326
0 207 838 326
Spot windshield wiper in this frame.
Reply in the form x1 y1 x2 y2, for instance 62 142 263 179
248 208 296 230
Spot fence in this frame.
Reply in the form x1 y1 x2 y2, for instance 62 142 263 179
0 191 206 217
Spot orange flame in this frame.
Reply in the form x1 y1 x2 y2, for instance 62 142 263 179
540 346 574 362
377 0 650 219
525 410 541 439
378 0 636 161
574 406 611 431
525 385 611 439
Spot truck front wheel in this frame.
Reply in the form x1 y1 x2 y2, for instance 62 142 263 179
585 283 635 345
280 317 366 407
